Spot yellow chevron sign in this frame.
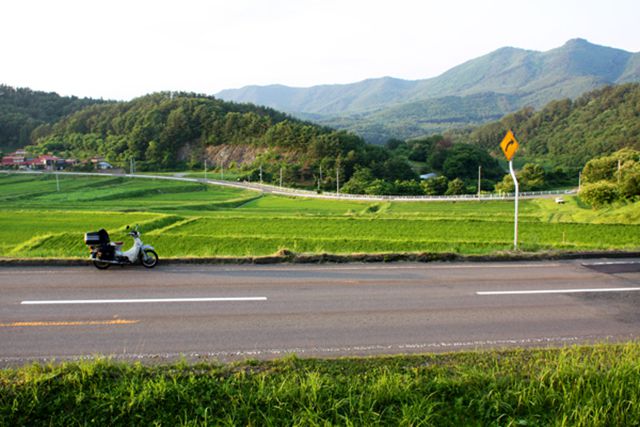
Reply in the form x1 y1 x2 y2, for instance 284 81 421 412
500 130 519 161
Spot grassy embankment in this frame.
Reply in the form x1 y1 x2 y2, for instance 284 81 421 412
0 173 638 259
2 343 640 425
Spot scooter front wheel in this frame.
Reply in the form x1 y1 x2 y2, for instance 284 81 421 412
141 249 158 268
93 260 111 270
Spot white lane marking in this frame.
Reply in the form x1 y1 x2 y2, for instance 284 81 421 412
477 287 640 296
21 297 267 305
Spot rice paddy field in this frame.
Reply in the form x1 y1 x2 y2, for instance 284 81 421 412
0 172 638 259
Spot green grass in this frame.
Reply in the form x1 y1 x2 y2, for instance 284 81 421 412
0 173 638 258
2 343 640 426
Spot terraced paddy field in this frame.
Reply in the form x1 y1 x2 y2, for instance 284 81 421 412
0 173 638 259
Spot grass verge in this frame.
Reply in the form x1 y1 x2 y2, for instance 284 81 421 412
1 343 639 426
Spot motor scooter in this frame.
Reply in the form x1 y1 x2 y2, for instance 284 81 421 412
84 225 158 269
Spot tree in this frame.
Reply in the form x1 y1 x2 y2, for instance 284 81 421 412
579 182 620 208
365 179 394 196
494 163 547 192
385 138 404 151
380 157 418 181
494 174 515 193
445 178 466 195
518 163 546 191
341 167 375 194
581 157 618 184
393 180 423 195
440 144 503 181
619 162 640 199
420 176 448 195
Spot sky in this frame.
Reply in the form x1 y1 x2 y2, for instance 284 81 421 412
3 0 639 100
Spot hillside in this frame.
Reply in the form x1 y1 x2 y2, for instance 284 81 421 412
28 92 413 190
0 85 109 151
217 39 640 143
319 92 521 144
455 83 640 168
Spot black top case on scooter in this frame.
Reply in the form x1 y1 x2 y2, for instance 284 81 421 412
84 229 114 260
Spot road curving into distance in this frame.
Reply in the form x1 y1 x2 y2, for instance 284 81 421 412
1 259 639 366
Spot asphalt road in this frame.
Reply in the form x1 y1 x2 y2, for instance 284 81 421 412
1 259 640 366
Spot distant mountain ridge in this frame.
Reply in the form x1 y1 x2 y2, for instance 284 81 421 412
217 39 640 143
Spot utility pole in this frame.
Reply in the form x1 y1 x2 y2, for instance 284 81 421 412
279 167 283 187
477 165 482 197
318 165 323 192
204 159 207 181
336 168 340 194
578 170 582 191
618 159 621 184
55 172 60 192
259 164 263 184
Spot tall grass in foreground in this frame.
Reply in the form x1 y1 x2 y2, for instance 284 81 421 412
2 343 639 426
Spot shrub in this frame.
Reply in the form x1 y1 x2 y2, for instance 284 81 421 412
445 178 466 195
420 176 448 195
579 181 620 208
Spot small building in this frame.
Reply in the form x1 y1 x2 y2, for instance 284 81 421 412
2 150 31 168
34 154 60 170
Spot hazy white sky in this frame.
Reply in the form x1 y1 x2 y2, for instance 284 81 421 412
3 0 639 100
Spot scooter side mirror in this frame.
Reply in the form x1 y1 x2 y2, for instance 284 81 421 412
126 225 130 230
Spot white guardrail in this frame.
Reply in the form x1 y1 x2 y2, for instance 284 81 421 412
1 170 576 202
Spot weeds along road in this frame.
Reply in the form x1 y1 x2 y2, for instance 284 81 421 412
1 259 640 366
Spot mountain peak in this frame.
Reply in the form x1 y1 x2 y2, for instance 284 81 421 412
564 38 592 47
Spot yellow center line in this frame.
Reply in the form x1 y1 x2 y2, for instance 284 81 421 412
0 319 139 328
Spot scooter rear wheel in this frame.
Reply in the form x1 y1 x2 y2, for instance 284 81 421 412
141 249 158 268
93 260 111 270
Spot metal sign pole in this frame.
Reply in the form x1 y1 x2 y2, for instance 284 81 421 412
500 130 520 251
508 160 519 250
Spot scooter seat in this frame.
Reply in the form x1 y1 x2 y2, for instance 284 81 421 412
114 241 124 246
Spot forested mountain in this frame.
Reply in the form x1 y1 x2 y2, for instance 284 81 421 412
0 85 109 150
28 92 418 190
454 83 640 169
218 39 640 144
